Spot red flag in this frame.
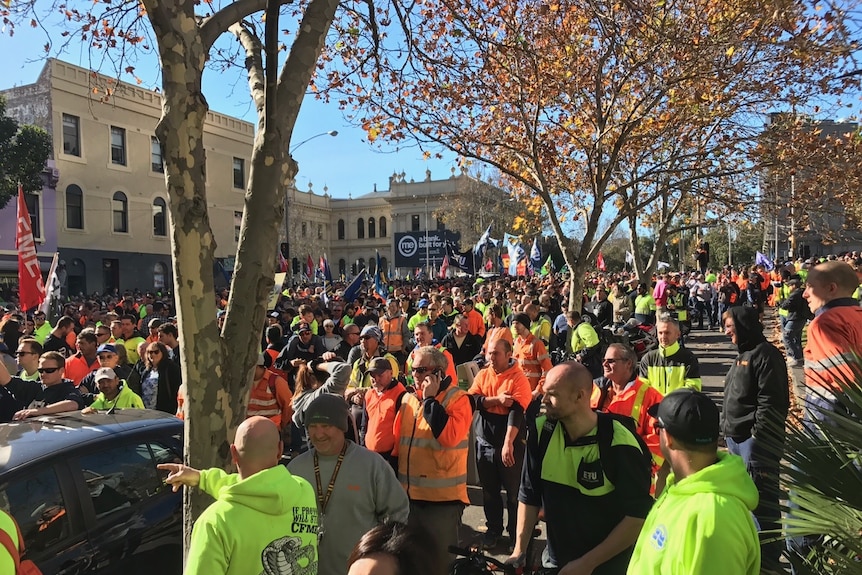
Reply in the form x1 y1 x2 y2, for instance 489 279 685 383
278 250 288 273
597 252 606 271
306 255 314 278
484 258 493 272
439 254 449 279
16 184 46 311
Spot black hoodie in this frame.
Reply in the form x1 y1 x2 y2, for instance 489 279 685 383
721 307 789 463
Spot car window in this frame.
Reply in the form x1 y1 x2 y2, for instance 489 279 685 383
0 467 70 553
78 444 162 519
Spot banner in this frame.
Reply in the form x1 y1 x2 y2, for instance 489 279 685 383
394 230 461 268
439 254 449 278
530 238 542 272
40 252 61 316
16 184 45 311
343 270 367 303
540 255 554 276
474 224 492 255
755 251 774 271
597 252 606 271
625 251 635 265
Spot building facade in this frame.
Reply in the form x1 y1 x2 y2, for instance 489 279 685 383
1 59 253 295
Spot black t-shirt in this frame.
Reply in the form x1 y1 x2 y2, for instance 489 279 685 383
3 378 84 414
43 333 74 357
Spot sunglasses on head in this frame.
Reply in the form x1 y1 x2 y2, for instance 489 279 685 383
38 367 61 374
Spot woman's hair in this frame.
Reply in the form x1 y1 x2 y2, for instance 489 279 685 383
292 364 318 402
347 522 441 575
115 344 129 366
145 341 170 370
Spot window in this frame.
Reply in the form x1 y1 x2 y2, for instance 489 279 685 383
357 218 365 239
337 219 345 240
234 211 242 243
65 185 83 229
317 224 323 240
339 258 346 277
110 126 126 165
368 217 376 238
63 113 80 156
292 258 300 274
78 443 163 519
301 222 307 238
2 467 70 553
233 157 245 189
24 192 41 240
112 192 128 232
151 137 164 173
153 197 167 236
379 216 387 237
380 257 388 274
411 214 420 231
358 258 366 271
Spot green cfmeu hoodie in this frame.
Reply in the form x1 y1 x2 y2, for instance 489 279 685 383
186 466 319 575
627 452 761 575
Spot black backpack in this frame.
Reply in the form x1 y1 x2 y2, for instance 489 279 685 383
536 412 652 485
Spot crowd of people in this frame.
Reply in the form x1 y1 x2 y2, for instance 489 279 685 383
0 250 861 575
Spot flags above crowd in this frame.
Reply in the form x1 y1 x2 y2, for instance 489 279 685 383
755 251 775 271
16 184 46 311
530 238 542 273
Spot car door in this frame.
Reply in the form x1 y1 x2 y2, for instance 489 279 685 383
0 463 97 574
72 439 182 575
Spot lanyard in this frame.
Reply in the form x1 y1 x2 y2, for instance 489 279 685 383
313 440 348 515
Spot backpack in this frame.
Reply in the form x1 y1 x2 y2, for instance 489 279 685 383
536 412 652 486
0 513 44 575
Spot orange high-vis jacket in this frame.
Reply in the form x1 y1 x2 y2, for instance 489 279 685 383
804 304 862 390
467 361 532 415
393 385 471 505
247 370 294 429
514 333 553 393
64 354 99 386
591 377 664 466
465 309 486 338
364 381 407 454
483 325 514 354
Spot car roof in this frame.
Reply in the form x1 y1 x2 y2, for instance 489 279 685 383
0 409 183 475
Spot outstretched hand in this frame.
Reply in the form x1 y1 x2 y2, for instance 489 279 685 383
157 463 202 492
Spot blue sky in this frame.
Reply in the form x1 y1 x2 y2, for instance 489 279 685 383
0 18 457 199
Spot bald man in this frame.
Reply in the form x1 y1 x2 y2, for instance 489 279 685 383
507 362 653 575
159 417 319 575
802 261 862 409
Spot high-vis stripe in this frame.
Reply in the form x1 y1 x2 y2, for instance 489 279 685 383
397 473 467 488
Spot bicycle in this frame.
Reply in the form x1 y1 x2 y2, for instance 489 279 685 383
449 527 544 575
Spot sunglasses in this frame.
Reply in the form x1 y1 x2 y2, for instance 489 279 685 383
602 358 621 364
411 366 435 375
146 350 161 356
15 351 36 357
97 332 110 337
38 367 61 374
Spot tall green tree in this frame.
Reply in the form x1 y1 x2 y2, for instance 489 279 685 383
0 95 51 206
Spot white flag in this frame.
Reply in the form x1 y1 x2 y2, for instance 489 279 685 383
625 251 634 265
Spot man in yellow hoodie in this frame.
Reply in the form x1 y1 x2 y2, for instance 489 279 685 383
627 389 760 575
158 416 318 574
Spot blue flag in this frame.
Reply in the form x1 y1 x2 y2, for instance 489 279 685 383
530 238 542 272
342 270 367 303
375 251 388 300
504 233 526 275
474 224 492 255
755 251 775 271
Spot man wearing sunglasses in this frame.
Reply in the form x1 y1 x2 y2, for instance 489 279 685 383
0 351 84 422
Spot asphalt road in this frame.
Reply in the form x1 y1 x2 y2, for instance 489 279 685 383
458 322 745 562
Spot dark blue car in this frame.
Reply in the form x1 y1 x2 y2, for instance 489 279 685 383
0 409 183 574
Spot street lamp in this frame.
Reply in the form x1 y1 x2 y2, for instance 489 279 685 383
290 130 338 154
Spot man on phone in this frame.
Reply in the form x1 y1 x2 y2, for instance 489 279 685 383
393 346 472 569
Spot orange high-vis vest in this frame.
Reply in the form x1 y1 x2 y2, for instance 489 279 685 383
804 304 862 390
380 315 406 353
247 370 293 429
591 377 664 466
364 381 407 454
514 333 553 392
395 386 471 504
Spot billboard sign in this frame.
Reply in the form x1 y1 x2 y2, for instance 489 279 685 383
394 231 460 268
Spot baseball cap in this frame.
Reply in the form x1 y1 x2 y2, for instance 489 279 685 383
97 344 117 355
94 367 118 382
269 311 280 319
305 394 349 432
417 299 429 308
297 322 312 333
359 325 383 341
648 388 719 445
368 357 393 374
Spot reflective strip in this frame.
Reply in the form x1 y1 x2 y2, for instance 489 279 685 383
630 382 651 424
399 437 470 450
521 359 541 366
805 352 857 372
536 353 550 361
398 473 467 488
248 407 280 417
523 371 542 378
248 397 278 407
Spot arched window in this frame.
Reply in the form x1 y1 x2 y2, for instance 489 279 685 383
337 219 345 240
112 191 128 233
379 216 387 237
153 197 167 236
368 217 376 238
65 185 83 229
154 262 168 289
368 256 376 275
338 259 346 277
358 258 366 271
357 218 365 239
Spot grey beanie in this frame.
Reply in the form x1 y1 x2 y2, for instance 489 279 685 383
304 394 349 433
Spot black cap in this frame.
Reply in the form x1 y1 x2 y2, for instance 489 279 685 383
648 388 719 445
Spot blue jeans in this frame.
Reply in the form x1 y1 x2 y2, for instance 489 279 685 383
782 320 805 360
726 436 783 573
